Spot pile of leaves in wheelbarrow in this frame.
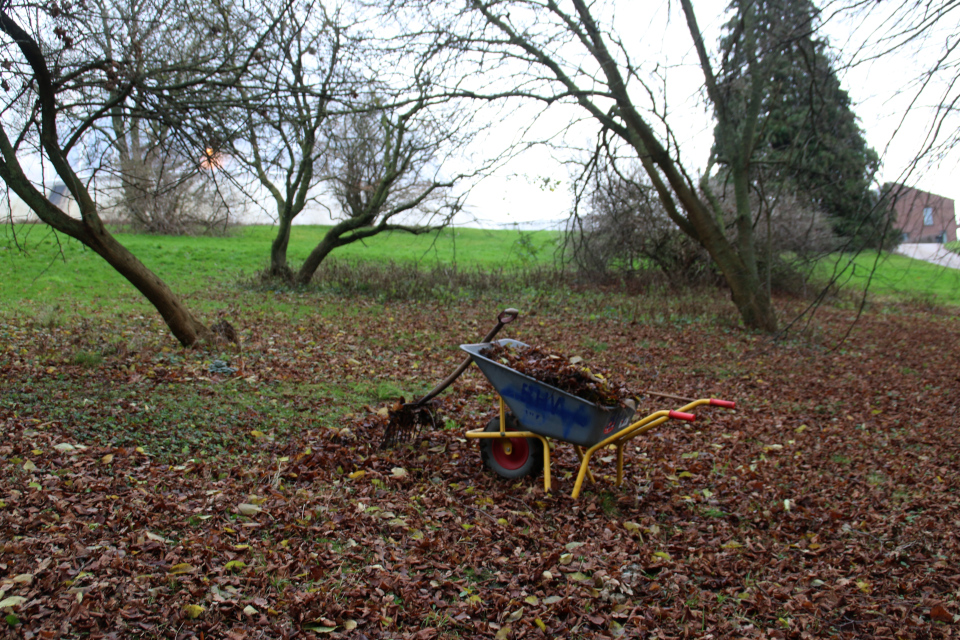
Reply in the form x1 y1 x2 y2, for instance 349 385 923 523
481 342 633 407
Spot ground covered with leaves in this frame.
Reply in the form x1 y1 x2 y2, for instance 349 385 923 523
1 291 959 639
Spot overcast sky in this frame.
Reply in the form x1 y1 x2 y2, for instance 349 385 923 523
444 0 960 230
8 0 956 230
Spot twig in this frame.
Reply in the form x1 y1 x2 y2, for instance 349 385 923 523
643 390 697 403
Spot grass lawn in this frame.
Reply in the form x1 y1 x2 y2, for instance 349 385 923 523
0 224 559 314
816 249 960 306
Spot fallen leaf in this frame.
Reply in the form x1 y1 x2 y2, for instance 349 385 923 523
100 454 113 464
242 605 258 616
931 604 953 623
224 561 246 572
0 597 26 609
506 607 523 622
53 443 76 453
348 470 366 480
494 626 511 640
391 467 408 478
168 563 195 575
237 503 263 516
182 604 205 619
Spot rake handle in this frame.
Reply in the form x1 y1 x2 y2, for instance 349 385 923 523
414 308 518 406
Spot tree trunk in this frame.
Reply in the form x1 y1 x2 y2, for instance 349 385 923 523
86 228 211 346
269 214 294 279
0 140 209 347
296 236 337 285
697 220 779 332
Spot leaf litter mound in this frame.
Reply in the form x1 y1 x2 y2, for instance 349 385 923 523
480 342 632 407
1 297 960 639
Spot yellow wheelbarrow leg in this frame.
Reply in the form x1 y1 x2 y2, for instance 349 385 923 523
572 446 596 499
572 411 676 498
574 445 597 485
616 444 625 486
538 434 552 493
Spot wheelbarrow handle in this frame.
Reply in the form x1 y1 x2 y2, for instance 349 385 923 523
414 308 519 406
496 308 519 327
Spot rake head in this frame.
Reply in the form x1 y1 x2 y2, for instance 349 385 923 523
379 399 437 450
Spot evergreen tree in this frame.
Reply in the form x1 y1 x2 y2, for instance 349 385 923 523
715 0 889 248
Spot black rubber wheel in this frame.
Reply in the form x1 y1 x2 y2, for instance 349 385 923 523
479 414 544 479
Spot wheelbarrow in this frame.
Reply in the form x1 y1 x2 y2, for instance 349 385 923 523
460 339 737 498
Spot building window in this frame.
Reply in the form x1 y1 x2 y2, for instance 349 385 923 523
923 206 934 226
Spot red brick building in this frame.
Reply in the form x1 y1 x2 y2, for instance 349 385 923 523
891 185 957 243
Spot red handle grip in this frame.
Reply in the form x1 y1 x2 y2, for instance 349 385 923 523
709 399 736 409
668 410 696 421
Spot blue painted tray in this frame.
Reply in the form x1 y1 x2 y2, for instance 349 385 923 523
460 339 636 447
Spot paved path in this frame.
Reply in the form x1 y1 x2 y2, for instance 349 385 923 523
895 243 960 270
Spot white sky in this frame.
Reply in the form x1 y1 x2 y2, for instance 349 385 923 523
444 0 960 230
8 0 957 230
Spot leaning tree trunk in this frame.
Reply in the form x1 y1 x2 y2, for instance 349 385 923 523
0 10 210 347
695 216 779 332
0 137 210 347
83 225 211 346
296 236 337 285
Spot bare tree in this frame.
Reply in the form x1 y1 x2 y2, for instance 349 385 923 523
0 0 265 345
390 0 790 330
567 151 836 285
215 0 345 279
295 92 467 284
834 0 960 173
219 0 474 284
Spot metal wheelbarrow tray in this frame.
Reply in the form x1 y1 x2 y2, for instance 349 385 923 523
461 339 737 498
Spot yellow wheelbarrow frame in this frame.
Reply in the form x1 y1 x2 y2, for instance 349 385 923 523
466 396 735 498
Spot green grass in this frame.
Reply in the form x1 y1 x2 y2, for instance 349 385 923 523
0 224 559 313
6 222 959 318
816 250 960 306
946 241 960 256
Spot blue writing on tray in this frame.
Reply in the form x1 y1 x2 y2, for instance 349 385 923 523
500 383 591 440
